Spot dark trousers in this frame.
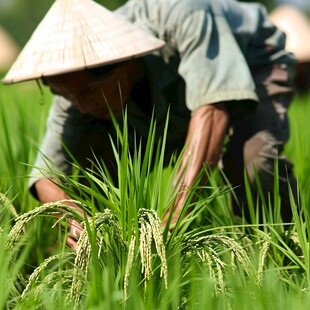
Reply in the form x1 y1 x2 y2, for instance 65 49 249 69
222 64 298 222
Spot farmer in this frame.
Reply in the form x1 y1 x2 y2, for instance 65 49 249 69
3 0 298 248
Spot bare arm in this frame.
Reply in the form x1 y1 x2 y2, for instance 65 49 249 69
164 102 229 224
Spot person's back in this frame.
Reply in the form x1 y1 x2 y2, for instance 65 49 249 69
117 0 296 69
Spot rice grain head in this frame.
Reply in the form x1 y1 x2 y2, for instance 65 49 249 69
30 269 74 305
69 227 91 307
124 231 136 300
69 209 123 307
138 209 168 288
6 200 87 251
257 240 270 286
185 234 257 294
0 192 18 218
22 253 64 299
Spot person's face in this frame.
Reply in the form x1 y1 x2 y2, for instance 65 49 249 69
44 62 132 119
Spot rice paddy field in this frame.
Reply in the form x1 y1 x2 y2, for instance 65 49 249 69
1 71 310 309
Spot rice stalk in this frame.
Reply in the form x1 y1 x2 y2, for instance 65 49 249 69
186 238 226 295
124 231 136 300
185 234 257 294
69 209 124 307
6 200 87 251
209 235 255 277
93 210 125 264
139 219 153 283
0 192 18 218
68 228 90 307
138 208 168 288
257 240 270 286
17 269 74 309
195 247 216 282
200 235 253 275
22 254 63 299
32 269 74 300
4 200 87 307
290 232 300 246
212 253 225 294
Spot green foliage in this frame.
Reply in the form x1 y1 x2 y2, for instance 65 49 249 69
1 80 310 307
0 76 52 211
285 95 310 200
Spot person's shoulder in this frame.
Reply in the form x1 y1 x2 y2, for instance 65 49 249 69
164 0 207 15
157 0 210 25
116 0 210 31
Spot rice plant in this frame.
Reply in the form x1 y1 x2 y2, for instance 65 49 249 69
1 77 310 308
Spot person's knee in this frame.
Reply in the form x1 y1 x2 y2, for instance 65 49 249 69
244 131 282 190
244 131 296 196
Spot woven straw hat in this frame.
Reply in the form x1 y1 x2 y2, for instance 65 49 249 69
269 5 310 62
2 0 165 84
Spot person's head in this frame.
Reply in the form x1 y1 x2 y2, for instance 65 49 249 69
2 0 164 88
43 59 144 119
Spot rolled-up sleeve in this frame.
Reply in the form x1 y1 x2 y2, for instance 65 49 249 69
28 96 82 194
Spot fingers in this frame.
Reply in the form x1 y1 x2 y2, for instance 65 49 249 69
69 219 83 237
66 236 78 251
72 226 79 239
67 219 83 251
70 219 83 238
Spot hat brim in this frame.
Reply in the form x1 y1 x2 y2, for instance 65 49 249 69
2 0 165 84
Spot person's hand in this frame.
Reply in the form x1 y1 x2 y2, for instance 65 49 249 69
34 179 90 251
66 218 84 251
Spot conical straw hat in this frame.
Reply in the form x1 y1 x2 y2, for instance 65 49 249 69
269 5 310 62
2 0 165 84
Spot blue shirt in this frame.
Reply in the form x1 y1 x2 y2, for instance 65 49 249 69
116 0 296 112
